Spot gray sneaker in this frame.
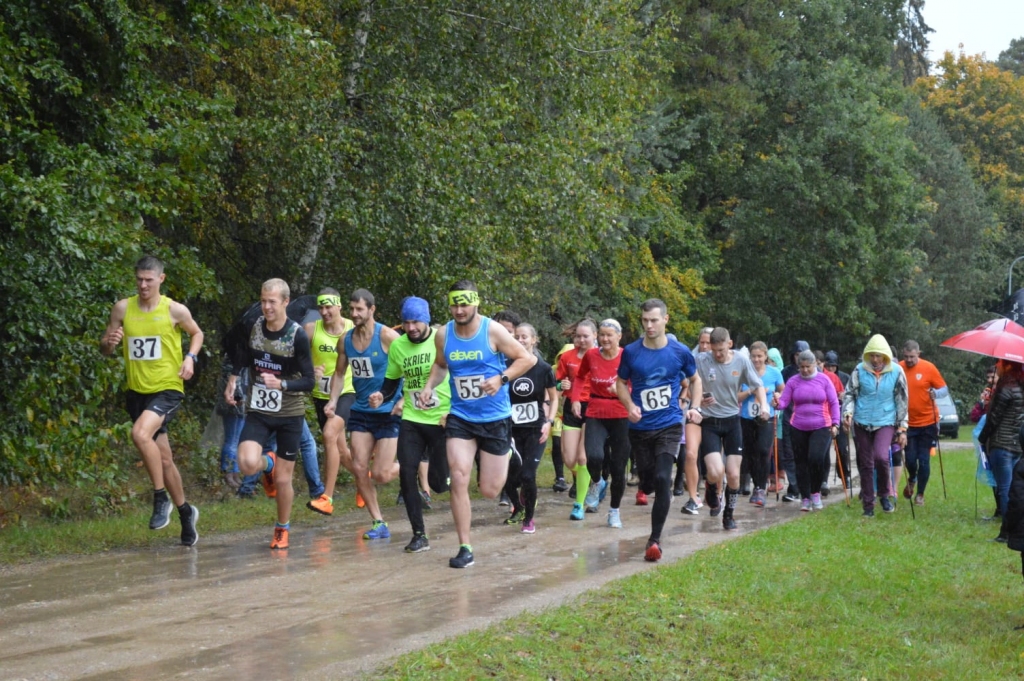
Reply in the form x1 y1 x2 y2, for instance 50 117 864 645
150 495 172 530
180 505 199 546
681 498 701 515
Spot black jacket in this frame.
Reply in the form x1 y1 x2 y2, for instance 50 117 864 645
979 376 1024 454
1005 458 1024 552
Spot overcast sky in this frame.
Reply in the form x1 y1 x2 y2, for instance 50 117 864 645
923 0 1024 63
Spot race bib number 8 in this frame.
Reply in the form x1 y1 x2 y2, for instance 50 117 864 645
317 375 331 395
127 336 161 361
454 375 485 400
511 402 539 424
640 385 672 411
350 357 373 378
250 384 282 413
412 390 438 410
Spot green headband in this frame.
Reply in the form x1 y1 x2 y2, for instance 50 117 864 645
317 294 342 307
448 290 480 306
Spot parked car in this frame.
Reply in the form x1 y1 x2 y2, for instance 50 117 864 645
935 394 960 438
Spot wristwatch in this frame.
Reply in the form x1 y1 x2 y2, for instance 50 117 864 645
185 352 199 362
500 374 510 385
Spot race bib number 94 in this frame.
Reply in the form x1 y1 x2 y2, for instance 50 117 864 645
250 384 282 413
350 357 373 378
454 375 486 400
127 336 161 361
511 402 539 424
640 385 672 411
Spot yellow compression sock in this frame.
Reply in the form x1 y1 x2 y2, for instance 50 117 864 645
575 464 591 505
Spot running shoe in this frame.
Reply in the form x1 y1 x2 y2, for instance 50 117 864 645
708 490 723 517
270 526 289 550
608 508 622 528
149 495 172 530
635 490 648 506
499 491 511 507
673 486 685 497
420 490 432 510
800 498 812 512
449 545 474 568
364 519 391 539
568 482 577 498
782 491 799 503
914 494 924 506
396 492 405 506
404 534 430 553
598 478 608 504
356 491 365 508
584 481 601 511
627 471 639 487
504 509 525 525
552 478 570 493
180 505 199 546
681 498 701 515
903 480 914 500
521 519 536 534
644 540 662 562
811 492 823 511
820 482 830 498
750 489 766 507
880 497 895 514
570 503 585 521
261 451 277 498
723 513 737 531
862 507 875 518
307 494 334 516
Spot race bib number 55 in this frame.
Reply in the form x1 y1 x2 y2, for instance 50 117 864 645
454 375 485 400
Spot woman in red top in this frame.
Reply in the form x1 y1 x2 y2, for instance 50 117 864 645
557 320 596 519
571 319 630 527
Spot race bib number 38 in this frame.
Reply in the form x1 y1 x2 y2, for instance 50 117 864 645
511 402 539 424
454 375 486 400
640 385 672 411
127 336 161 361
250 384 282 413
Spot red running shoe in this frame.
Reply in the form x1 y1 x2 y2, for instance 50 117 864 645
262 451 277 498
635 490 648 506
644 540 662 562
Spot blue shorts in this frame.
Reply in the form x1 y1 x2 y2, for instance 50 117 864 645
347 409 401 440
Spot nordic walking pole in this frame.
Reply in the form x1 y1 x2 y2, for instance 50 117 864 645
902 453 916 520
933 399 948 500
773 422 780 503
833 436 851 507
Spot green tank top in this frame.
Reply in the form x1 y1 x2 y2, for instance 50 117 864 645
385 329 451 425
122 295 184 394
310 318 355 399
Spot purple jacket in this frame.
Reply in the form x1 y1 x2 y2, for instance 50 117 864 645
778 372 840 432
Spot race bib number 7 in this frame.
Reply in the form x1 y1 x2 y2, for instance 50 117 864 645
640 385 672 411
127 336 161 360
454 375 486 400
250 384 282 413
317 375 331 395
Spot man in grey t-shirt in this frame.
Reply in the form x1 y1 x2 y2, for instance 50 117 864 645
696 327 769 530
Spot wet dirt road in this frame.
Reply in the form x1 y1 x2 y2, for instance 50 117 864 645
2 485 844 680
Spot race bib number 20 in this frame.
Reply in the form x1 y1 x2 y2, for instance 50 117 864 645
511 401 539 424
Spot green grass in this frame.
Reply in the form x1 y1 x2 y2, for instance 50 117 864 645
379 450 1024 680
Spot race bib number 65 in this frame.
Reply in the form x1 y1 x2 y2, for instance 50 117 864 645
640 385 672 411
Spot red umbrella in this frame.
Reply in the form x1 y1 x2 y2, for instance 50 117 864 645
940 318 1024 362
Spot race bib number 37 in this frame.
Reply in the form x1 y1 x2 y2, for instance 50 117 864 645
640 385 672 411
250 384 282 413
127 336 161 361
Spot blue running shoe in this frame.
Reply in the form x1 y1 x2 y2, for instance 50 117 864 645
584 481 600 512
570 503 585 521
363 519 390 539
597 477 608 504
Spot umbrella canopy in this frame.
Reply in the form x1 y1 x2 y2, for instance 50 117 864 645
940 318 1024 362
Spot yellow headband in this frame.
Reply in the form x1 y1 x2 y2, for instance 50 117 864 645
317 294 341 307
448 290 480 306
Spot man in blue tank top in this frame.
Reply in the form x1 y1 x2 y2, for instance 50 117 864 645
325 289 402 540
419 280 537 568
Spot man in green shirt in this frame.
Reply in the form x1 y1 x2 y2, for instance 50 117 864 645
368 297 451 553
